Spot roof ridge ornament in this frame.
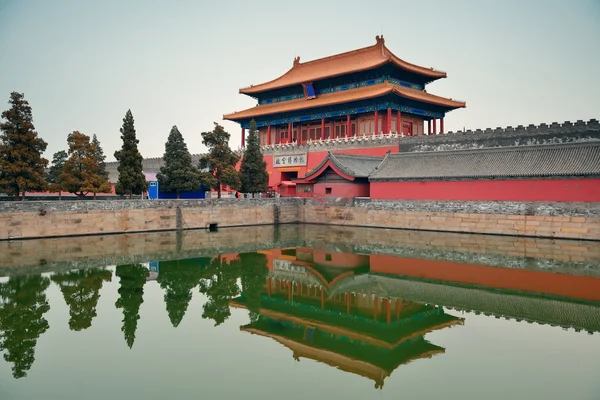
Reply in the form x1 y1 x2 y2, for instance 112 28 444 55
375 35 385 46
293 56 301 67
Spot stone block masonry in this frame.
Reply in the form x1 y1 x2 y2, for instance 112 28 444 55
0 197 599 241
0 198 302 240
300 198 600 241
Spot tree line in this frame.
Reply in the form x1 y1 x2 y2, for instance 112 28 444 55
0 91 268 200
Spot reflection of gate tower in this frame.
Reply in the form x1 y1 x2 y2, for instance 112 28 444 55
231 247 464 388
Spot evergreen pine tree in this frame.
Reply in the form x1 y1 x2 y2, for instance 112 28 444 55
46 150 68 199
114 110 146 198
240 120 269 194
115 264 149 348
0 274 51 379
156 126 201 199
58 131 112 199
0 92 48 200
198 123 240 198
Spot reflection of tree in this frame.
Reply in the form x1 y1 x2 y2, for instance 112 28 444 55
0 275 51 379
158 259 205 327
115 264 149 348
238 253 269 323
51 268 112 331
198 256 241 327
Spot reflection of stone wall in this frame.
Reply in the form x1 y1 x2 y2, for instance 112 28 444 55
0 224 301 273
0 198 302 240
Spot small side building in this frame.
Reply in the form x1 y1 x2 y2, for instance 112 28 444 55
369 142 600 202
294 152 385 198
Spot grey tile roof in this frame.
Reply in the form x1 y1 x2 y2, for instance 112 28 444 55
369 142 600 181
306 152 386 179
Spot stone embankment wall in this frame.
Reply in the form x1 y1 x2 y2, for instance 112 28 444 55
300 198 600 241
1 197 599 241
0 198 301 240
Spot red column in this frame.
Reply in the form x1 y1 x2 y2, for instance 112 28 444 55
433 119 437 135
267 125 271 145
440 118 445 134
396 110 401 134
320 118 325 140
386 108 392 134
374 110 379 134
428 120 432 135
330 120 334 139
346 115 351 137
288 122 292 143
267 277 272 297
241 127 245 147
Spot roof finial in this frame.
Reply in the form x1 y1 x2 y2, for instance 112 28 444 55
293 56 301 67
376 35 385 46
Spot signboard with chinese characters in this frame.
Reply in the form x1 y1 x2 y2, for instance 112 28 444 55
273 153 308 168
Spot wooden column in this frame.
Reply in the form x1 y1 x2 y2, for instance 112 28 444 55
433 119 437 135
396 110 401 134
428 120 432 135
287 282 291 300
330 120 334 139
386 108 392 134
267 277 272 297
241 127 245 147
287 122 292 143
321 118 325 140
267 125 271 145
440 118 445 134
346 114 351 138
374 110 379 134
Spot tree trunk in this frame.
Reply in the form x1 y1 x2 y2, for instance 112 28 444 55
176 191 180 199
59 191 62 201
21 191 25 201
217 181 221 199
93 192 97 200
13 188 19 201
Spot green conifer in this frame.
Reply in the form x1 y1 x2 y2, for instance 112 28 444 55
156 126 201 199
114 110 146 198
240 119 269 194
0 92 48 200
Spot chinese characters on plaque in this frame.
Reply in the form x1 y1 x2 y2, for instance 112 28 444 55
273 153 308 168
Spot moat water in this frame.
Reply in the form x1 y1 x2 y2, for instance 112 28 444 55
0 226 599 400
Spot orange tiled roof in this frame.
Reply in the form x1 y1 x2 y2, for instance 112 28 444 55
224 82 465 121
239 36 446 95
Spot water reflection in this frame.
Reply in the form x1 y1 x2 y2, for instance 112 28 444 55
52 268 112 331
0 275 50 379
1 240 600 389
114 264 148 348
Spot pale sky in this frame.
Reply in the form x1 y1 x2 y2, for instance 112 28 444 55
1 0 599 161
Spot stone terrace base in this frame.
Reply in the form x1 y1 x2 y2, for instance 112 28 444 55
0 197 599 241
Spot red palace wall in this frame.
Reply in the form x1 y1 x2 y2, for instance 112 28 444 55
370 178 600 202
369 255 600 301
265 145 397 188
313 182 370 198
